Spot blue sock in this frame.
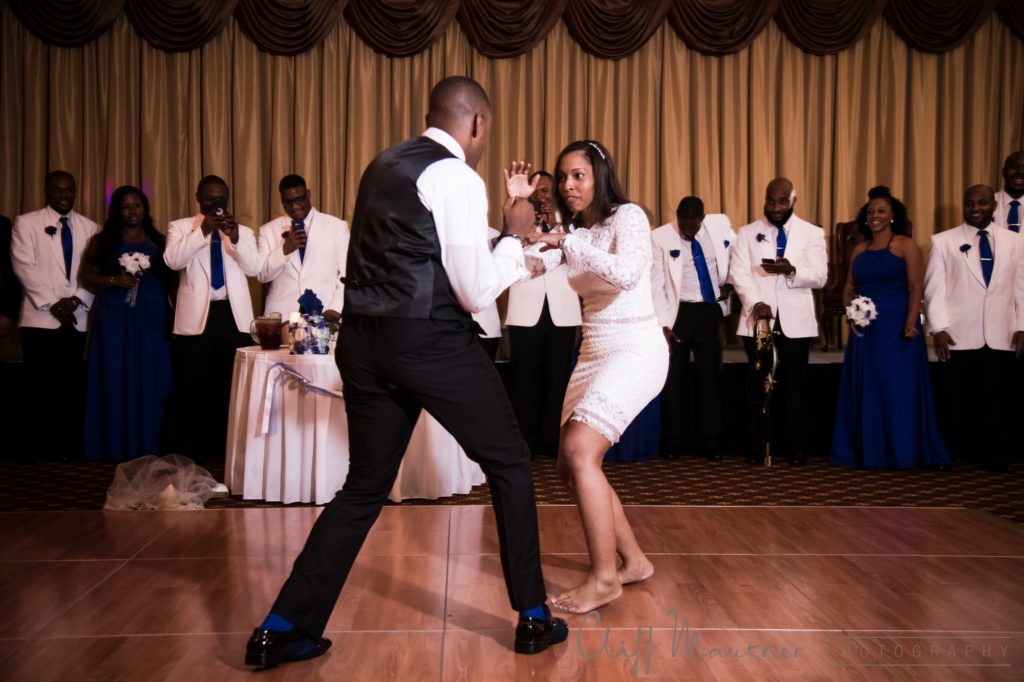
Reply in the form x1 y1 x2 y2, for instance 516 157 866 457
260 613 295 632
520 605 547 620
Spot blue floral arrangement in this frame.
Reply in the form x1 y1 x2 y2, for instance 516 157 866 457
287 289 338 354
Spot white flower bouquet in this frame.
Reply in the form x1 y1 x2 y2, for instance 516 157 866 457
288 289 338 355
845 295 877 335
117 251 152 307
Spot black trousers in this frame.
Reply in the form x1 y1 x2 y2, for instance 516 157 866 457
173 301 250 459
508 302 577 457
743 330 811 457
20 325 86 459
944 346 1015 463
271 316 547 637
660 302 723 454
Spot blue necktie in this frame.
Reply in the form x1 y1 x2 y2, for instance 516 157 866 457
210 228 225 290
775 225 787 258
1008 200 1020 233
292 219 305 263
978 229 993 287
690 238 716 304
59 216 73 281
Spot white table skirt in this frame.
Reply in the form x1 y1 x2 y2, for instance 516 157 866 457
225 347 485 504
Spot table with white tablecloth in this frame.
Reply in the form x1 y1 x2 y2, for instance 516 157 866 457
225 347 485 504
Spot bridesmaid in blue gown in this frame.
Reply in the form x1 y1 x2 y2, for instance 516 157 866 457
830 186 950 469
81 186 173 461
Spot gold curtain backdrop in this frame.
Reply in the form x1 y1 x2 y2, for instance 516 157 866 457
1 6 1022 255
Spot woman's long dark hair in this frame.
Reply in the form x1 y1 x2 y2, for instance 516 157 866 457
856 185 911 240
96 186 167 277
553 140 630 227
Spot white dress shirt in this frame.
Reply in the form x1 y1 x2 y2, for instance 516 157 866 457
416 127 525 314
675 228 721 303
994 189 1022 232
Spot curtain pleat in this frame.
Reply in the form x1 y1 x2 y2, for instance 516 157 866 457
124 0 237 53
5 1 1020 56
775 0 887 55
234 0 348 56
667 0 778 56
884 0 998 53
8 0 123 47
997 0 1024 43
2 7 1022 264
457 0 566 58
342 0 458 57
562 0 672 59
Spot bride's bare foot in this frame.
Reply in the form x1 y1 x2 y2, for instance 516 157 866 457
550 575 622 614
618 555 654 586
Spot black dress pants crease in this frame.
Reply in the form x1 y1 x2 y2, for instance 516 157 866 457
173 301 250 460
945 346 1014 463
508 301 576 457
20 325 87 459
660 302 723 455
271 316 547 638
742 325 811 457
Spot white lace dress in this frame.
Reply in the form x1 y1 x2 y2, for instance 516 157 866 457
528 203 669 443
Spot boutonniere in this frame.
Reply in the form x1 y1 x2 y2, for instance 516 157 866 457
723 240 730 248
959 244 971 253
45 226 57 237
281 231 290 240
669 249 680 258
756 233 766 243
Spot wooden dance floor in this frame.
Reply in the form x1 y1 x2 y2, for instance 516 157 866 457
2 505 1022 680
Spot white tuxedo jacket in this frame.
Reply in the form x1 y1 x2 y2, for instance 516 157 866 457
650 214 736 327
729 215 828 338
924 223 1024 351
11 207 98 331
257 208 350 317
504 225 582 328
164 214 261 335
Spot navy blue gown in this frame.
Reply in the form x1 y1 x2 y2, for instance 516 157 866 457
829 248 950 469
84 242 173 461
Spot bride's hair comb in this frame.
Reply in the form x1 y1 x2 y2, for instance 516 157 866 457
585 141 606 160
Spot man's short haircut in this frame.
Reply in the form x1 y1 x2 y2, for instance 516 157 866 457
676 196 705 219
45 170 75 187
196 174 228 194
529 170 553 182
428 76 491 117
279 174 306 193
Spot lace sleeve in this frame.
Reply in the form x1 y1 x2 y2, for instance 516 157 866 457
562 204 650 290
522 241 565 280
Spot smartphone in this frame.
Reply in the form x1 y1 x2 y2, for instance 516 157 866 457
761 258 777 265
529 199 543 214
211 195 228 216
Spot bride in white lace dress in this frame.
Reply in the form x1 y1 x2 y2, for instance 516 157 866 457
509 140 669 613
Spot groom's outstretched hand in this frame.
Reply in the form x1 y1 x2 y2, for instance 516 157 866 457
502 197 536 239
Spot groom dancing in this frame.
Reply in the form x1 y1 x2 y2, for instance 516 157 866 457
245 76 568 669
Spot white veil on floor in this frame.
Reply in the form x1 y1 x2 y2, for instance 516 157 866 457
104 454 221 510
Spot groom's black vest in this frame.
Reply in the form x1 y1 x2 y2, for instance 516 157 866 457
343 136 472 325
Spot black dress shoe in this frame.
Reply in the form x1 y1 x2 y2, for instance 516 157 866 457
788 452 806 465
515 605 568 654
982 458 1013 474
245 627 332 669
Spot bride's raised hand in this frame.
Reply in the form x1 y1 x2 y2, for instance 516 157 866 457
503 161 538 199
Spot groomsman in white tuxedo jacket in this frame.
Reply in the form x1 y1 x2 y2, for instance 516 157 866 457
164 175 262 459
925 185 1024 472
729 178 828 465
651 197 735 460
994 150 1023 233
257 175 349 322
11 171 98 458
504 171 581 457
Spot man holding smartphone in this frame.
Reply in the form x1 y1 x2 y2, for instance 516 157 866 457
728 177 828 465
164 175 263 459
